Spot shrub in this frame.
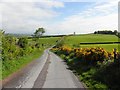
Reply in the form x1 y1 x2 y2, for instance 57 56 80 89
2 35 18 60
17 37 28 48
51 46 113 65
93 62 120 89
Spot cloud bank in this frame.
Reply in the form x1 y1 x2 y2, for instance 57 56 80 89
0 0 118 35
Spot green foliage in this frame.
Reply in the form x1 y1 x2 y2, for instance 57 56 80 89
94 30 115 34
52 46 113 65
55 40 64 47
2 35 18 60
52 47 120 89
93 62 120 89
2 49 44 79
17 37 28 48
51 34 119 89
53 47 109 89
1 32 60 80
34 27 45 38
51 45 119 89
0 30 3 80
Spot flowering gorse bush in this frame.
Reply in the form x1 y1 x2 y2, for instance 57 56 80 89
51 45 114 65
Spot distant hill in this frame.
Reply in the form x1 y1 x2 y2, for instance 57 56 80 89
5 33 32 37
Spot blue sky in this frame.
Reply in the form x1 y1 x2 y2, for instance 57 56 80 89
54 2 93 18
0 0 118 35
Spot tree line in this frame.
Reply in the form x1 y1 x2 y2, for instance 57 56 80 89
94 30 117 34
94 30 120 38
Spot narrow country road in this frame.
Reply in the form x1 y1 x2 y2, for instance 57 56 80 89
2 49 85 89
43 52 84 88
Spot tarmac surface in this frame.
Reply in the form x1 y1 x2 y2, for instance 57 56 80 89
2 49 85 89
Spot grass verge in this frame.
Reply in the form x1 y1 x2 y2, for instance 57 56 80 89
2 49 44 80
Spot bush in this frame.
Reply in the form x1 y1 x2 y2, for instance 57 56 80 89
51 46 113 65
2 34 41 61
93 62 120 89
51 45 118 89
2 35 18 60
17 37 28 48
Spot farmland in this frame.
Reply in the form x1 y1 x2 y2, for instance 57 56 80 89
29 37 60 48
64 34 119 52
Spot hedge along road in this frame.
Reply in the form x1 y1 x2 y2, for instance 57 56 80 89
2 48 85 89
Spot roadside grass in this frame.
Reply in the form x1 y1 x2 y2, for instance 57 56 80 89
2 49 44 80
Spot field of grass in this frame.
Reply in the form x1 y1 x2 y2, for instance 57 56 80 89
64 34 119 52
29 37 60 48
81 44 119 52
39 37 60 46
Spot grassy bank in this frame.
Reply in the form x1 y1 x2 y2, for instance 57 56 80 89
2 49 44 80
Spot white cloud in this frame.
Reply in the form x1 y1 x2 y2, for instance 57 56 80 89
48 1 118 35
0 1 118 35
2 2 64 33
55 14 117 34
1 0 65 8
39 1 64 8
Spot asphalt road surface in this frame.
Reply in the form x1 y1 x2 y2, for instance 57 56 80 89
43 52 84 88
2 49 85 89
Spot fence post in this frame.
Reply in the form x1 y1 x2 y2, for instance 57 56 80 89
113 48 117 62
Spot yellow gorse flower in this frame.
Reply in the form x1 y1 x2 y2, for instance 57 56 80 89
52 45 114 62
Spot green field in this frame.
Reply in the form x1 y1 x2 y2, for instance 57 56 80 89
64 34 119 52
29 37 60 48
39 37 60 46
80 44 119 52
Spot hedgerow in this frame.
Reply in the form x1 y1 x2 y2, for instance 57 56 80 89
52 45 114 65
2 33 43 61
1 32 45 79
51 45 120 89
